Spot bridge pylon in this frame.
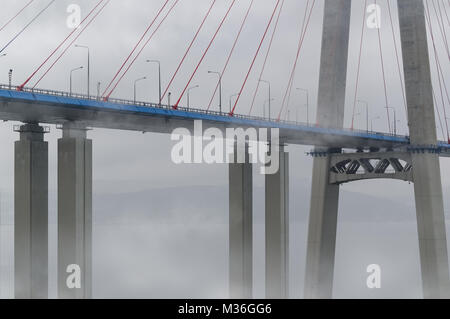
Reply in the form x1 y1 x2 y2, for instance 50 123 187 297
229 142 253 299
14 123 48 299
57 124 92 299
304 0 450 299
397 0 450 298
304 0 352 299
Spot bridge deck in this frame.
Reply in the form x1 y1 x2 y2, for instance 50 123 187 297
0 85 449 154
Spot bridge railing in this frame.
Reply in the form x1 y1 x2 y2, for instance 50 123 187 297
0 83 410 140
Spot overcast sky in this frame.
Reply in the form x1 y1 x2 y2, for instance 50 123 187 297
0 0 450 298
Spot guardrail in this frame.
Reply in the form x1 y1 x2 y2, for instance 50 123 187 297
0 83 412 140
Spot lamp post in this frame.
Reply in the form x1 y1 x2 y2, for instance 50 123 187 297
446 117 450 143
296 88 309 125
70 66 83 96
259 79 271 120
208 71 222 114
8 69 13 89
168 92 171 109
75 44 90 97
229 93 239 113
134 76 147 103
263 98 275 119
387 107 397 135
96 82 101 100
187 85 199 110
146 59 161 106
357 99 369 132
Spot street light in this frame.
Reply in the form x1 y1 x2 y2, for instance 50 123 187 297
168 92 172 109
446 117 450 143
386 107 397 135
259 79 271 120
0 53 6 58
8 69 13 89
75 44 90 97
134 76 147 103
263 98 275 119
208 71 222 114
146 59 161 106
296 88 309 125
357 99 369 132
229 93 239 113
97 82 101 100
70 66 83 96
187 85 199 109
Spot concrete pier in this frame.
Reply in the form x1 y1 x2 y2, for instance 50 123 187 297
57 125 92 299
304 0 351 299
265 144 289 299
229 143 253 299
398 0 450 298
14 123 48 299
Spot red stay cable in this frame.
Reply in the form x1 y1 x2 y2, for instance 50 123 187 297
425 1 450 143
206 0 255 111
18 0 104 90
174 0 237 109
442 0 450 27
104 0 180 100
276 0 315 121
283 0 312 119
162 0 217 103
350 0 368 130
33 0 111 89
431 0 450 60
247 0 285 116
374 0 391 134
433 88 447 141
230 0 281 116
101 0 170 98
0 0 35 32
386 0 408 120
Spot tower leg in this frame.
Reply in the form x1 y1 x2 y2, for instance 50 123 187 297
14 123 48 299
229 144 252 299
265 145 289 299
304 155 339 299
304 0 351 299
397 0 450 298
57 125 92 299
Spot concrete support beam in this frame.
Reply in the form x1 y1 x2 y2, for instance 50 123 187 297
304 155 339 299
14 123 48 299
304 0 351 299
265 145 289 299
57 125 92 299
398 0 450 298
229 144 252 299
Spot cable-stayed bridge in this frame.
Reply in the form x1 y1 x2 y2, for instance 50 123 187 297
1 0 450 299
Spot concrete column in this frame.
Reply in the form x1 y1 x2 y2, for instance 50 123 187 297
57 125 92 299
265 144 289 299
229 143 252 299
304 0 351 299
14 123 48 299
304 154 339 299
398 0 450 298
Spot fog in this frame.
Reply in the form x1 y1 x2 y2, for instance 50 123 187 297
0 0 450 298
